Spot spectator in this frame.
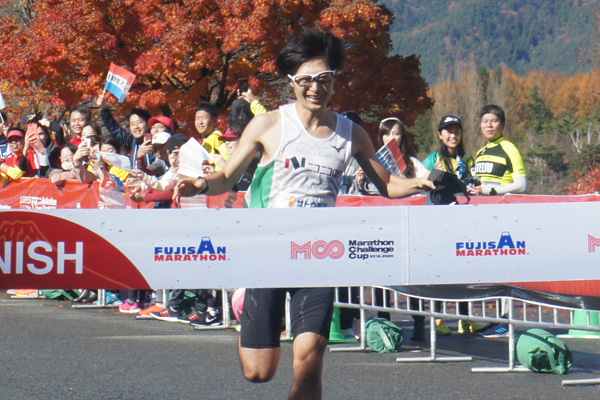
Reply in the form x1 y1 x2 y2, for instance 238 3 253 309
149 115 175 135
469 104 528 197
0 128 40 184
469 104 528 339
49 143 79 186
193 102 229 167
81 122 103 139
65 106 92 146
173 28 433 398
97 95 155 171
423 115 474 180
0 111 12 160
378 117 429 179
421 115 485 337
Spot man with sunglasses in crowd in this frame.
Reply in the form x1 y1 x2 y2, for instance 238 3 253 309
174 28 434 399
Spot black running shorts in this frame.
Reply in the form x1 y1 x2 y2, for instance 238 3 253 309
240 287 334 349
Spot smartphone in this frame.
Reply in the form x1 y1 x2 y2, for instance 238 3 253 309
145 133 153 142
238 78 249 93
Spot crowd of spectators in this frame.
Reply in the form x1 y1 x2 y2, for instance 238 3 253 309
1 86 527 338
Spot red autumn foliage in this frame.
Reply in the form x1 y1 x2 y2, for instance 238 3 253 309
0 0 431 134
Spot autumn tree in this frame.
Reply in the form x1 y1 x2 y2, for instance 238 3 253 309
0 0 431 136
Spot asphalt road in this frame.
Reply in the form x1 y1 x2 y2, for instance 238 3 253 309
1 292 599 400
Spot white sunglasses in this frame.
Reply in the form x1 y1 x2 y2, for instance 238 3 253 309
287 70 337 87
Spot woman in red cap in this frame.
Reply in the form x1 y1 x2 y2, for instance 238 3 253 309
0 128 40 183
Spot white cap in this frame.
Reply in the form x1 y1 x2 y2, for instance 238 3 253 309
152 131 172 145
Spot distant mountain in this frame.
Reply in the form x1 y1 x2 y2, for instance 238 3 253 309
383 0 600 83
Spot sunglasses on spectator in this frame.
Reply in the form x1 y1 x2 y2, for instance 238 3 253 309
287 70 337 87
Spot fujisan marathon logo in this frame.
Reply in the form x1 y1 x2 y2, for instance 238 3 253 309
456 232 527 257
154 237 227 262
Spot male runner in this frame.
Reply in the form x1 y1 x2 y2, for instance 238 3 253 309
174 28 434 400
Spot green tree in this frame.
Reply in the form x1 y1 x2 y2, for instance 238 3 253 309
524 86 554 135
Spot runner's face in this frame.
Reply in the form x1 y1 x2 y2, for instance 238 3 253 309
438 125 462 151
195 111 215 138
382 123 403 145
480 113 503 142
129 114 149 139
289 57 335 111
70 111 87 136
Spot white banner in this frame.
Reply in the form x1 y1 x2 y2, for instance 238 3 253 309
1 202 599 289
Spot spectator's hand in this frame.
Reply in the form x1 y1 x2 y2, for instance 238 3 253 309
96 94 108 109
173 177 206 207
129 192 146 203
354 168 366 184
129 169 145 180
137 139 153 159
434 160 444 171
62 123 73 142
238 87 256 103
417 176 436 191
467 183 484 195
73 145 90 166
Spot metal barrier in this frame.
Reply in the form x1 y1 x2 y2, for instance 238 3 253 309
330 286 600 385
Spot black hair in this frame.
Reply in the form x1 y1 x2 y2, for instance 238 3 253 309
378 118 419 179
69 106 92 122
342 110 362 126
228 99 254 134
127 108 152 123
36 124 52 147
195 102 218 120
479 104 506 126
84 122 103 137
100 136 121 151
62 142 79 155
437 125 466 173
276 28 346 77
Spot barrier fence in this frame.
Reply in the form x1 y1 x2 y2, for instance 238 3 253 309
3 178 600 386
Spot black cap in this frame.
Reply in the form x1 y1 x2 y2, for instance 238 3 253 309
438 115 462 131
166 133 189 153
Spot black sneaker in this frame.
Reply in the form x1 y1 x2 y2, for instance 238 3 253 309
179 309 205 324
191 309 222 327
150 307 181 322
479 323 510 338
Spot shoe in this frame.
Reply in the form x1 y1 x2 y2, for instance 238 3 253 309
480 324 510 338
13 289 38 297
137 304 164 316
150 307 181 322
191 309 222 327
458 320 486 334
119 299 141 314
411 318 425 341
435 319 452 336
340 328 359 340
180 309 205 324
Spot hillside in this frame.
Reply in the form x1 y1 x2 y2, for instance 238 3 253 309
384 0 600 83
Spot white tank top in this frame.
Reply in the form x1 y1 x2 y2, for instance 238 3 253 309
245 103 353 208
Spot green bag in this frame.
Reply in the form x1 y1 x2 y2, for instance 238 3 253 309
40 289 79 301
365 317 404 353
516 328 573 374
